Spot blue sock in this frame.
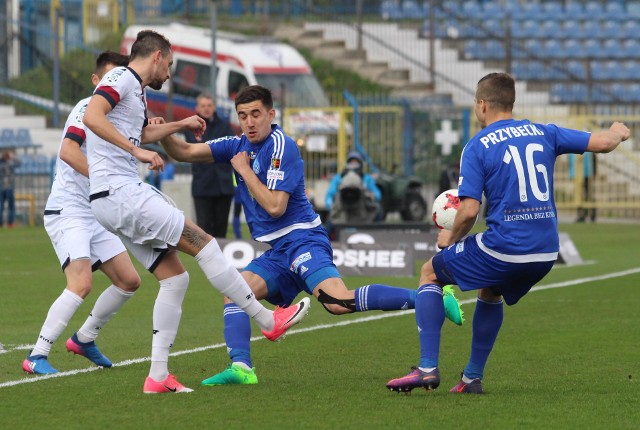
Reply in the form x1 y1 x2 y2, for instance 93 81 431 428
354 284 416 311
416 284 445 369
223 303 252 368
463 298 504 380
232 217 241 239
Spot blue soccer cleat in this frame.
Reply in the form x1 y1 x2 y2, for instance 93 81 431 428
65 333 112 368
23 352 59 375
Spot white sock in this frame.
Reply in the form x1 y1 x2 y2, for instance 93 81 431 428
233 361 252 371
195 240 273 331
150 272 189 381
31 289 83 356
418 366 437 373
76 285 135 343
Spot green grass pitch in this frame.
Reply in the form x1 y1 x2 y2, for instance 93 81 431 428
0 224 639 429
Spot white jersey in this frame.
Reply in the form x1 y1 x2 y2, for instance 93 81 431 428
45 96 92 216
86 66 148 194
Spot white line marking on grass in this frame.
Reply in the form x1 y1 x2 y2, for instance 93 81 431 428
2 267 639 389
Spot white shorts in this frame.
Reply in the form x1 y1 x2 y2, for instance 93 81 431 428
90 182 185 271
44 211 126 271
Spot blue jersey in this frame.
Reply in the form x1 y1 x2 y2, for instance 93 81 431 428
459 118 590 261
208 125 320 243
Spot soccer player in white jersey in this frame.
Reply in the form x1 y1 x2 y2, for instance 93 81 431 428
159 85 463 386
23 51 140 375
82 30 310 394
386 72 630 394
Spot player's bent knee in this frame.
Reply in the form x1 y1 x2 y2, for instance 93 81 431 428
317 289 356 315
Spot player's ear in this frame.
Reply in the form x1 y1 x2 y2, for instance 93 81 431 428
91 73 100 86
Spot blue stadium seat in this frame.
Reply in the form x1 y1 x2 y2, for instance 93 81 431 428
541 21 562 39
514 3 542 20
563 39 586 59
481 19 505 38
464 40 482 60
543 39 564 59
590 84 614 104
461 1 482 18
611 83 627 101
621 21 640 40
0 128 15 148
584 1 604 17
485 40 505 60
602 39 624 59
435 0 461 19
546 61 566 80
480 2 505 20
551 83 589 103
565 60 586 80
401 0 425 19
526 60 548 80
561 20 581 39
460 19 483 38
604 2 625 20
601 21 621 39
627 83 640 102
380 0 403 20
583 39 605 59
622 39 640 59
621 60 640 80
519 20 540 38
628 2 640 19
581 21 601 40
564 2 586 20
541 2 564 20
15 128 33 148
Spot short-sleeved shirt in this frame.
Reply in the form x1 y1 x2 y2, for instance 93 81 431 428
208 125 320 243
46 96 92 216
86 66 148 194
459 118 590 261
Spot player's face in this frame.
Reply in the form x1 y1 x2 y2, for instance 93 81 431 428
196 97 215 120
236 100 276 143
149 51 172 91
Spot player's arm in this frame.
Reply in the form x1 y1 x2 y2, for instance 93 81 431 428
437 197 480 248
83 95 164 170
159 133 215 163
59 138 89 177
231 151 290 218
142 115 205 144
586 121 630 153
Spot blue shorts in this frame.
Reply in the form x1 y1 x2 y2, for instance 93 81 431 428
432 234 554 305
245 227 341 307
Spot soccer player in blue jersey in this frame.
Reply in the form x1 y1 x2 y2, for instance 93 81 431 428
386 72 630 394
160 85 464 386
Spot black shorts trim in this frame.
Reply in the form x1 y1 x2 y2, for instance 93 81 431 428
148 248 169 273
89 191 109 202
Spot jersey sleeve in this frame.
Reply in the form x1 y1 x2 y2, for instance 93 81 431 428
208 136 241 163
64 102 88 145
542 123 591 156
264 137 301 193
93 67 129 109
457 140 484 202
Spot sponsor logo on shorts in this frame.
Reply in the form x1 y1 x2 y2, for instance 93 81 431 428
267 169 285 181
290 252 312 273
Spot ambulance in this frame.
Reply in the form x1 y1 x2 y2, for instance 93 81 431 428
120 23 330 123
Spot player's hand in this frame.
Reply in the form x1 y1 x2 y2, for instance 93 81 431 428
182 115 206 140
133 147 165 172
230 151 251 176
436 228 453 249
148 117 166 125
611 121 631 141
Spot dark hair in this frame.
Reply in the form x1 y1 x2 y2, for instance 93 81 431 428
95 50 128 75
130 30 172 61
234 85 273 110
476 72 515 111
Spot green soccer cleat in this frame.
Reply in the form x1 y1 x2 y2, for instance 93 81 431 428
443 285 465 326
201 363 258 386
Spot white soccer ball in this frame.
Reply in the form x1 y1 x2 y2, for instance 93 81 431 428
432 189 460 230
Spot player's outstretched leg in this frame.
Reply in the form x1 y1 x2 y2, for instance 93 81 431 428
22 351 59 375
450 372 484 394
386 367 440 394
261 297 311 342
143 374 194 394
65 333 112 368
202 363 258 386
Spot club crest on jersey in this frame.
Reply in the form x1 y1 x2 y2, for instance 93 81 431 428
270 158 281 169
290 252 312 273
455 242 465 253
106 68 125 83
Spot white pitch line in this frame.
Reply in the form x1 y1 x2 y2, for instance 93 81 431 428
2 266 639 389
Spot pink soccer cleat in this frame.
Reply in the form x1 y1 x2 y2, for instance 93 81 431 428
261 297 311 342
143 374 194 394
